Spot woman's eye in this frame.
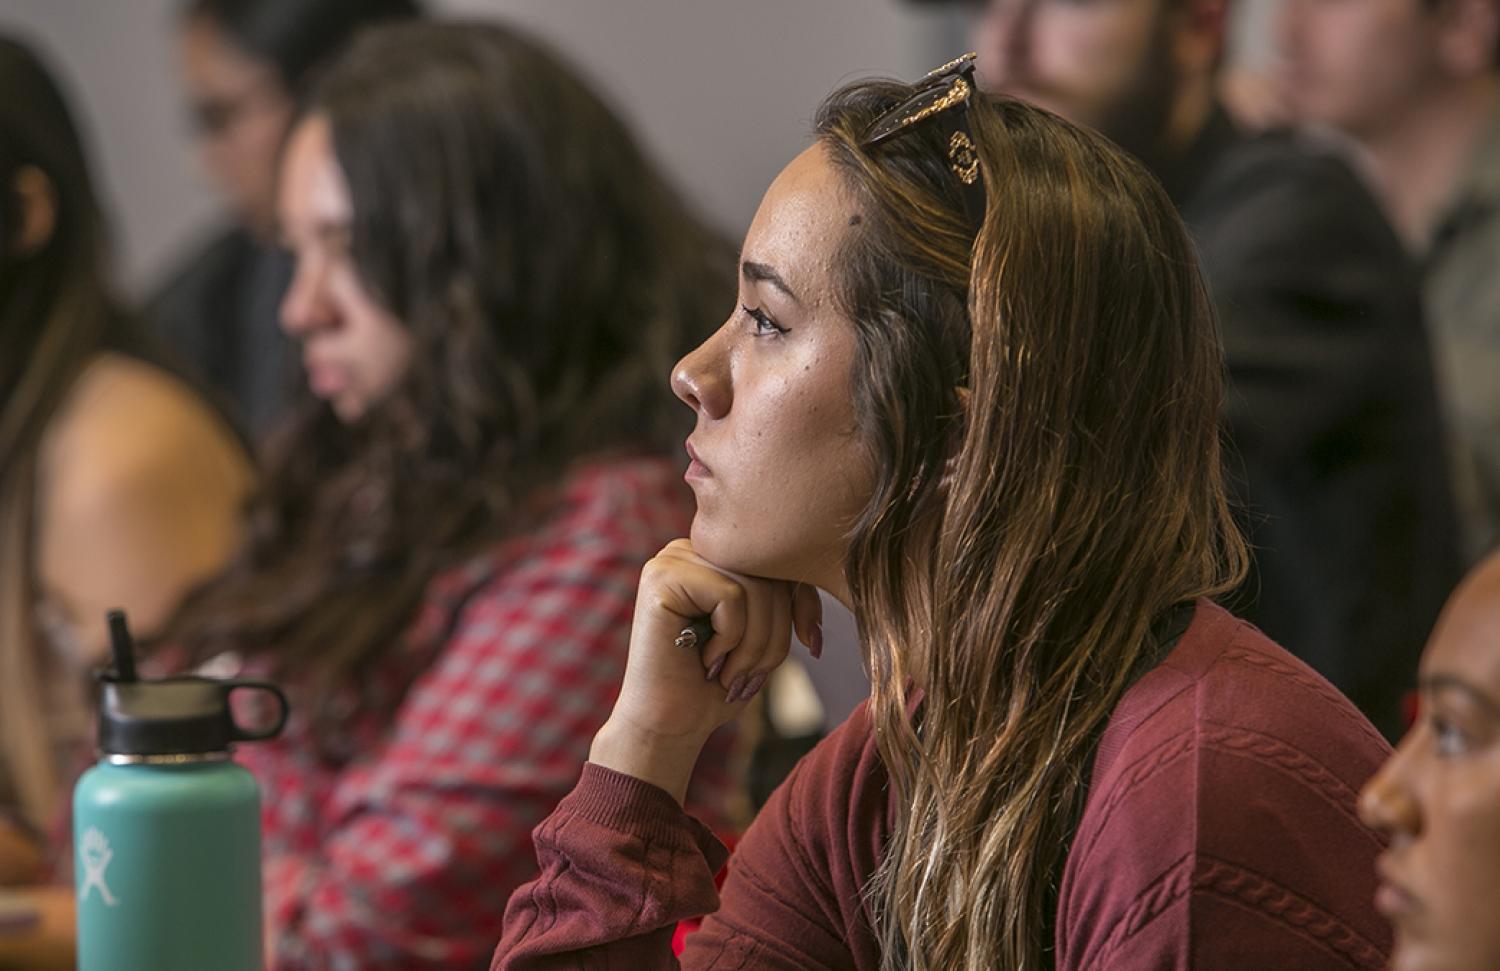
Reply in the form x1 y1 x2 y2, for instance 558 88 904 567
742 304 788 336
1432 715 1471 757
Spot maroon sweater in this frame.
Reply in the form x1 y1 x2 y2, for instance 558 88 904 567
493 601 1393 969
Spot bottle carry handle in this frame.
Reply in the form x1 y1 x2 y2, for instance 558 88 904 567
224 681 291 743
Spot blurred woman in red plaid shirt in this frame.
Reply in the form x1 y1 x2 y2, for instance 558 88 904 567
144 21 743 970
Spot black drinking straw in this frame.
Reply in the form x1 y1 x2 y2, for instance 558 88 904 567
106 609 138 682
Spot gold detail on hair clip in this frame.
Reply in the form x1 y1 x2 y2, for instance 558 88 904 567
897 76 972 137
923 52 979 81
948 130 980 185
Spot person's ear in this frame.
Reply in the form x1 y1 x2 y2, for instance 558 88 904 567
8 166 57 257
1436 0 1500 78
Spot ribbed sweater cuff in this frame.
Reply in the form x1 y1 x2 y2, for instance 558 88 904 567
568 763 729 866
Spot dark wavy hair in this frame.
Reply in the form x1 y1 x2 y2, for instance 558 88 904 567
165 21 733 750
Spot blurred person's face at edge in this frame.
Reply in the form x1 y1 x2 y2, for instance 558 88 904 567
1277 0 1473 135
972 0 1215 161
1360 552 1500 971
178 13 295 237
672 144 875 595
276 115 412 424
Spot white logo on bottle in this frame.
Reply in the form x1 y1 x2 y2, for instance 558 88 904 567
79 827 119 907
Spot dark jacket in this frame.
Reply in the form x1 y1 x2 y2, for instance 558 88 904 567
1167 107 1461 739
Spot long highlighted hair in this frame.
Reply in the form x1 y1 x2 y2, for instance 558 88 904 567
815 83 1249 969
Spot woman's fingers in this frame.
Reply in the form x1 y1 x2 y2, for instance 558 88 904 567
719 577 793 704
646 551 746 648
741 584 793 703
641 541 812 707
792 582 824 659
602 540 820 799
715 573 770 699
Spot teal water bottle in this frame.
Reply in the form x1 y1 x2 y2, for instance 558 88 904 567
74 611 288 971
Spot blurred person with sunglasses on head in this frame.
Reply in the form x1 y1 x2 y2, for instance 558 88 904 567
149 0 421 443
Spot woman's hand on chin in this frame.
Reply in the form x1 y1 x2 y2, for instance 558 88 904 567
590 538 823 803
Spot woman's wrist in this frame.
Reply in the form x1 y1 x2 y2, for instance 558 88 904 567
588 717 710 806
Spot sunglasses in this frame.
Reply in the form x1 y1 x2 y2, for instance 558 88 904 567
860 53 986 228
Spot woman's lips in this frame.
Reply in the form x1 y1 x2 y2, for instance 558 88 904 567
305 360 348 398
685 440 711 481
1375 860 1421 921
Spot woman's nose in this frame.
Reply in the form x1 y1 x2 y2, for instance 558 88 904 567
672 329 731 420
279 258 337 338
1358 736 1423 839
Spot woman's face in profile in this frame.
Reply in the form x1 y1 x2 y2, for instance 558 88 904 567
275 115 413 425
1361 556 1500 971
671 144 875 597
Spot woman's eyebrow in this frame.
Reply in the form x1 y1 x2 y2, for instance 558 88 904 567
741 259 799 305
1421 674 1500 717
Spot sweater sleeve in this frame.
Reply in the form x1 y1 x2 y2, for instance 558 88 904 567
493 764 726 969
496 708 883 969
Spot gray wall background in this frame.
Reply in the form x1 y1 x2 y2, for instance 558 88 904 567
1 0 969 296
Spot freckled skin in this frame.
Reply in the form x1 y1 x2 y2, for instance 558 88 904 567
671 145 875 595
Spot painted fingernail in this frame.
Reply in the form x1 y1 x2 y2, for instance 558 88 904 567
705 656 726 681
743 672 768 701
726 673 747 703
809 623 824 659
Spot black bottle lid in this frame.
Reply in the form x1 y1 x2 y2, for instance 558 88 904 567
96 611 289 757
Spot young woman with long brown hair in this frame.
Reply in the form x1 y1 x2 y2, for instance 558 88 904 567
172 21 746 970
3 21 742 971
494 59 1392 969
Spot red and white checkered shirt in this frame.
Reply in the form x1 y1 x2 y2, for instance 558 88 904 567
229 455 742 970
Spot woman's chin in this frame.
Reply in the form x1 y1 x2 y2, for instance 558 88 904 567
688 521 779 579
687 519 833 589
